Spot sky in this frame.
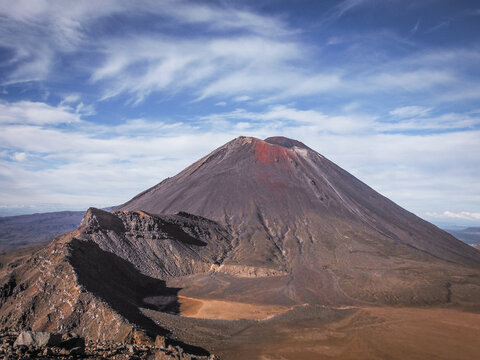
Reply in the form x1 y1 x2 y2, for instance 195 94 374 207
0 0 479 227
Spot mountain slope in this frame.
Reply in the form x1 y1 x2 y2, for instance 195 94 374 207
0 208 221 357
117 136 480 306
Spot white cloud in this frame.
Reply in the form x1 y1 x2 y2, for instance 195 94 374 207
389 106 431 118
0 0 123 83
324 0 374 22
92 35 314 103
0 101 81 125
61 94 81 104
11 152 28 162
0 0 292 85
75 102 96 116
153 0 292 37
379 112 480 131
2 0 478 106
410 19 420 34
0 100 479 219
426 21 450 34
370 70 455 91
233 95 251 102
200 105 375 134
425 211 480 221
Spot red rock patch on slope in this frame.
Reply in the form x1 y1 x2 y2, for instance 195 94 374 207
254 138 292 166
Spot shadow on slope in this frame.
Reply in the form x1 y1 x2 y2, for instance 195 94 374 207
68 238 209 355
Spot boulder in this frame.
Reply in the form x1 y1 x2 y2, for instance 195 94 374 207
155 335 166 349
133 329 153 345
153 349 174 359
13 331 61 348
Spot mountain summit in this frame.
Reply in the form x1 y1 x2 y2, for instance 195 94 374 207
117 136 480 305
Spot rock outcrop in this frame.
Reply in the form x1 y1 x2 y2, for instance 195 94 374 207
0 209 219 358
0 329 213 359
13 331 62 348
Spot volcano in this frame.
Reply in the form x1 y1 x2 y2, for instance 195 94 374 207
1 136 480 359
117 136 480 305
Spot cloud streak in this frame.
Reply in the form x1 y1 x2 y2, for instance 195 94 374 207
0 101 81 125
0 0 291 86
92 35 310 103
425 211 480 221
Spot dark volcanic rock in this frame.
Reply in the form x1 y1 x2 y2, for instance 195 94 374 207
0 277 16 301
79 208 232 279
0 330 213 359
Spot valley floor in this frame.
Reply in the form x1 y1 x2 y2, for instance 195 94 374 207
147 303 480 360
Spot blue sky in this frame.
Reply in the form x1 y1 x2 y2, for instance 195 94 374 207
0 0 479 226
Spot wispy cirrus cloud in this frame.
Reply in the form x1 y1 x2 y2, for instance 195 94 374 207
0 101 81 125
390 106 432 118
324 0 375 22
2 0 478 106
199 105 375 134
0 0 291 85
92 35 311 103
380 112 480 132
0 0 123 83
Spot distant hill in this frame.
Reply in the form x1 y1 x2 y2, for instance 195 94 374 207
0 207 117 250
0 211 84 250
444 227 480 245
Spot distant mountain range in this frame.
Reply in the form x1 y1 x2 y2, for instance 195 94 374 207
444 227 480 245
0 207 114 251
0 211 84 250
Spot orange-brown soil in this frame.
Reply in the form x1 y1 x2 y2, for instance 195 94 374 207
211 306 480 360
178 296 293 320
151 304 480 360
